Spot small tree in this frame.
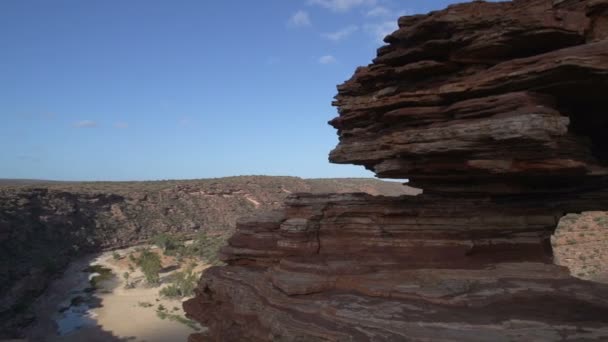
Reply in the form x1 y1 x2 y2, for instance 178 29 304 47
190 232 226 265
151 233 179 253
123 272 131 288
159 263 198 298
137 249 162 286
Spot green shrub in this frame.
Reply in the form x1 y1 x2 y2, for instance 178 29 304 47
123 271 132 289
151 233 180 253
136 249 162 285
185 232 226 265
84 265 114 289
138 301 153 308
156 309 168 320
155 310 200 331
159 263 198 298
160 285 182 298
112 251 121 260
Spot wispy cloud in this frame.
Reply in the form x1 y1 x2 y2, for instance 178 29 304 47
318 55 337 64
309 0 376 12
114 122 129 129
288 10 311 27
322 25 358 41
366 6 390 17
72 120 98 128
364 21 397 42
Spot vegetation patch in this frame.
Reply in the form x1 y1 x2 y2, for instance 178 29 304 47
150 231 225 266
84 265 114 289
137 301 154 308
159 263 198 299
155 310 201 331
152 233 181 253
134 249 163 286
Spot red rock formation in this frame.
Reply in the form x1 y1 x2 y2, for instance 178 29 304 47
329 0 608 194
185 0 608 340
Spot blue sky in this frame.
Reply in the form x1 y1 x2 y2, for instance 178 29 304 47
1 0 462 181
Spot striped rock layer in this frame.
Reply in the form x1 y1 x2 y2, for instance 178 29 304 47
185 0 608 341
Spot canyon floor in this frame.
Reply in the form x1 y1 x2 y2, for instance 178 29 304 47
1 176 416 338
26 246 205 342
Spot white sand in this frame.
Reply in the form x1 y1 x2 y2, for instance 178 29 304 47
28 246 206 342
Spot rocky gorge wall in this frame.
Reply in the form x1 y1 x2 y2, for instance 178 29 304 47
0 176 411 338
185 0 608 341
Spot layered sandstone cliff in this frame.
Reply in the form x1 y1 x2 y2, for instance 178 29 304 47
329 0 608 194
185 0 608 341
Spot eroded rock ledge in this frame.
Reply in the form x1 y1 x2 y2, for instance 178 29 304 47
185 0 608 340
329 0 608 194
186 193 608 341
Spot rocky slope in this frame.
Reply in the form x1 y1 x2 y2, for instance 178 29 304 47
185 1 608 341
0 176 413 338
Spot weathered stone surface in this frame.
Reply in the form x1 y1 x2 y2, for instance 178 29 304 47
552 211 608 283
328 0 608 194
186 193 608 341
185 0 608 340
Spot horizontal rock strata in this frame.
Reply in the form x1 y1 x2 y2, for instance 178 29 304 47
185 193 608 341
185 0 608 341
329 0 608 194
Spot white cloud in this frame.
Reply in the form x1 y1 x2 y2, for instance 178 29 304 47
288 10 311 27
366 6 390 17
72 120 97 128
322 25 358 41
114 122 129 129
318 55 337 64
364 21 397 42
309 0 376 12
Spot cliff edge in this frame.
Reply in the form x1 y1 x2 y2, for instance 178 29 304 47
185 1 608 341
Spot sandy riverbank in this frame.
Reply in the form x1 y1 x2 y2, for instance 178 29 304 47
26 245 206 342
